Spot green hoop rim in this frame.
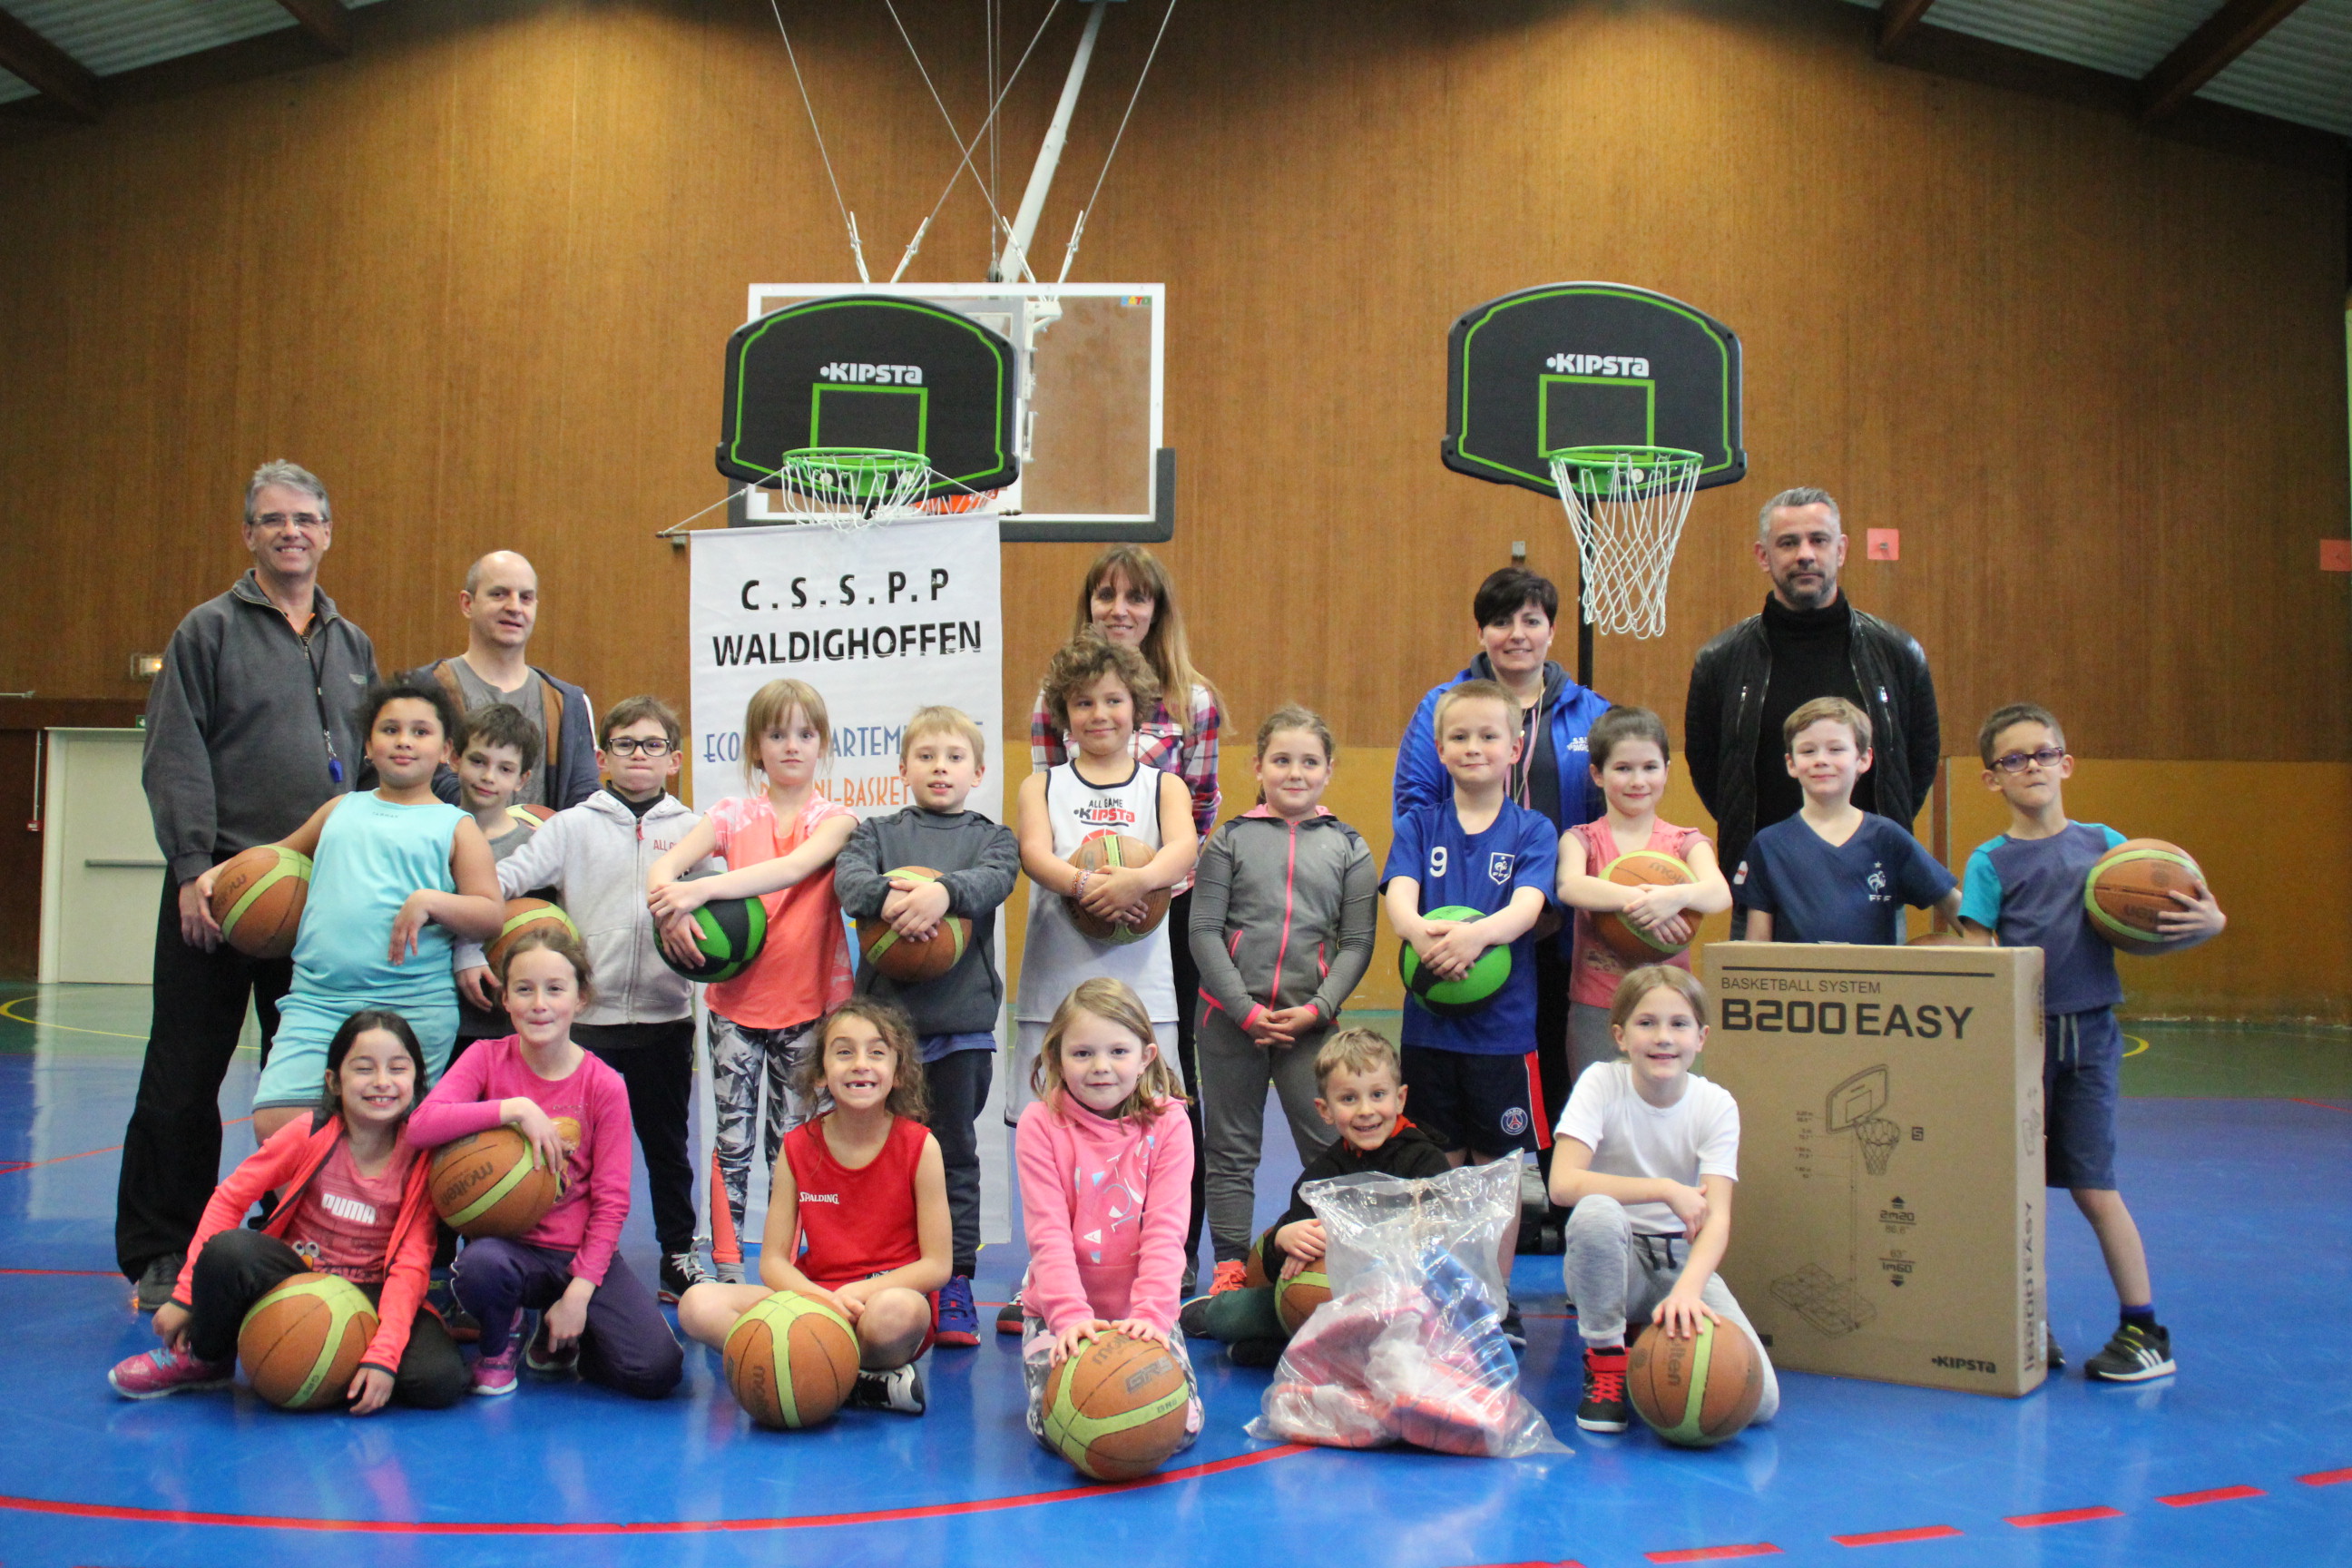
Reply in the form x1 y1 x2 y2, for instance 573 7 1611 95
1544 444 1706 499
778 446 934 502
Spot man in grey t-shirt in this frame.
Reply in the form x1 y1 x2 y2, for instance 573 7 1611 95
412 551 597 810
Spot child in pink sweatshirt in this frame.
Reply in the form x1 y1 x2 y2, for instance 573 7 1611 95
408 927 682 1400
1014 976 1202 1455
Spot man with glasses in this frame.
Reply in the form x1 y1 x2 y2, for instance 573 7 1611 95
1685 487 1942 935
118 460 379 1310
409 551 597 812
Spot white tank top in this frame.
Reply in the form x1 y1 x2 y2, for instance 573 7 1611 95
1015 760 1173 1022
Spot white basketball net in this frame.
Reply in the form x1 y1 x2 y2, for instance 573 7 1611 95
1546 446 1703 640
769 448 941 532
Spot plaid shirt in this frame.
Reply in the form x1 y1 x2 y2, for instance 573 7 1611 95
1030 685 1222 886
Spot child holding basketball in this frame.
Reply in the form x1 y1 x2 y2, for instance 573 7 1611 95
410 927 684 1399
447 702 544 1050
193 681 505 1144
1554 705 1730 1081
1188 705 1375 1295
1733 697 1960 944
648 679 857 1283
106 1009 467 1410
832 706 1019 1347
1958 702 2224 1381
1548 965 1780 1435
675 998 951 1416
485 696 715 1301
1014 977 1202 1453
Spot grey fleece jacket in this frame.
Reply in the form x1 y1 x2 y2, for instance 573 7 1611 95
834 807 1020 1036
1187 807 1377 1031
144 572 379 884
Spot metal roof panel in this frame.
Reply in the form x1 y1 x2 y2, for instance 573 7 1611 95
0 0 387 105
2199 0 2352 134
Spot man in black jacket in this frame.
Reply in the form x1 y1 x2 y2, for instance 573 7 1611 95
1685 487 1940 929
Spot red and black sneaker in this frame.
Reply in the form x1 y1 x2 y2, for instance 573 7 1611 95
1577 1343 1632 1433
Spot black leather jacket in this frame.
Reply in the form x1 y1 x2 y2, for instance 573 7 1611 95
1683 600 1941 874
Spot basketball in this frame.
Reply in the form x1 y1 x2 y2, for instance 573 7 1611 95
506 803 555 829
722 1290 861 1429
210 845 312 960
237 1272 378 1411
1591 850 1697 962
1040 1332 1193 1481
857 867 974 982
1064 833 1170 944
1275 1269 1331 1335
2085 838 2207 956
485 897 579 973
428 1125 561 1239
1627 1318 1764 1447
1396 904 1512 1015
660 894 769 982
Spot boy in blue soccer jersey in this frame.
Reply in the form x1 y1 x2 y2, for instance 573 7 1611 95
1383 680 1556 1342
1958 703 2224 1382
1734 696 1962 944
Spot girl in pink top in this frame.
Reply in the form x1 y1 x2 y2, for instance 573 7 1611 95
649 678 856 1282
677 998 951 1418
1014 976 1202 1457
410 927 683 1400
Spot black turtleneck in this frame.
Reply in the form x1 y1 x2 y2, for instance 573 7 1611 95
1752 593 1876 834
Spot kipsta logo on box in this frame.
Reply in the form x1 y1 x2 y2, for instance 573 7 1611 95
818 362 925 385
1545 352 1651 377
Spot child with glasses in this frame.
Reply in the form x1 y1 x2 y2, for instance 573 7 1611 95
1958 703 2224 1383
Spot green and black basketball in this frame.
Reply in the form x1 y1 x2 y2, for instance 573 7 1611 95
1397 904 1512 1016
661 894 769 983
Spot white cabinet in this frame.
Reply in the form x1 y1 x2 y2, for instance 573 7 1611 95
39 728 162 985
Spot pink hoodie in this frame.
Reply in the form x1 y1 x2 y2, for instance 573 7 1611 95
1014 1094 1194 1335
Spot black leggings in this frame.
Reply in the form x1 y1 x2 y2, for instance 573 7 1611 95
187 1228 468 1409
1170 887 1209 1278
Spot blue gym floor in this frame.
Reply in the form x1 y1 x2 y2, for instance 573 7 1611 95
2 986 2347 1568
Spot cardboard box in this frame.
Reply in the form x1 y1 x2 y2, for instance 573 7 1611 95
1703 942 2047 1396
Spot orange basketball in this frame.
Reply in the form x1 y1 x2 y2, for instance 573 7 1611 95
1275 1269 1331 1335
210 845 311 959
2084 838 2207 956
1065 833 1169 944
485 897 580 972
506 803 555 830
1591 850 1697 963
237 1272 377 1411
723 1291 862 1429
856 867 975 983
1627 1318 1763 1447
428 1126 561 1239
1041 1332 1193 1480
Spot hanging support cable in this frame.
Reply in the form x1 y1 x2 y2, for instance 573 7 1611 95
1058 0 1178 284
768 0 868 281
889 0 1066 283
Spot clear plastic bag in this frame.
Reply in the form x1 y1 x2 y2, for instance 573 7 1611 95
1246 1161 1568 1458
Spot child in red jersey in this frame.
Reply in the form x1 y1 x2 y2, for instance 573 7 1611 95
678 999 951 1416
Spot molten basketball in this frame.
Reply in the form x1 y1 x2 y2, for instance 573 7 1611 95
1397 905 1512 1016
660 894 769 982
1276 1269 1331 1335
1042 1332 1193 1480
428 1125 561 1239
723 1290 861 1429
1065 833 1169 944
1591 850 1698 962
2085 838 2207 956
210 846 312 960
506 803 555 830
1627 1318 1763 1447
857 867 974 983
238 1272 378 1411
485 897 579 972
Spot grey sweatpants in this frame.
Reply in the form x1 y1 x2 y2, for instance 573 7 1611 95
1563 1194 1779 1423
1197 1010 1335 1262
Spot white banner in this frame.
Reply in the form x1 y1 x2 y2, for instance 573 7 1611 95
687 517 1004 821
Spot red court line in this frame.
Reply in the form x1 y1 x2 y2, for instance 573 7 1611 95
1646 1547 1781 1564
1832 1525 1962 1547
0 1116 250 1178
0 1444 1313 1535
0 1268 116 1277
2158 1485 2263 1507
2005 1506 2123 1528
2289 1099 2352 1115
2299 1468 2352 1487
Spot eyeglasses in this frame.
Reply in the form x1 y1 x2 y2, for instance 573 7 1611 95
1991 746 2066 774
251 512 326 530
605 738 674 757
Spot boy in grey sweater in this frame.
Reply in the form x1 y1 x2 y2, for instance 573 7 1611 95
833 706 1020 1348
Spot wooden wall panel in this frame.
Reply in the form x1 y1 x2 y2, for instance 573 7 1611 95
0 0 2343 770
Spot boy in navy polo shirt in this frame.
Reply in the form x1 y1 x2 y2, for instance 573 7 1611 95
1734 697 1960 944
1383 680 1555 1338
1958 702 2223 1382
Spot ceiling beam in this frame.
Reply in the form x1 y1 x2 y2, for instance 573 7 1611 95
0 7 99 121
1877 0 1940 54
2138 0 2314 122
275 0 352 56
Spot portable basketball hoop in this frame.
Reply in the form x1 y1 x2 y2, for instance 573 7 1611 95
1546 445 1702 641
769 448 942 530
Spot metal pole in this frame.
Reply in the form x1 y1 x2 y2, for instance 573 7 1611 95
991 1 1109 284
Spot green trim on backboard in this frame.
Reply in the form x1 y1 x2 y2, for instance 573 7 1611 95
1539 374 1655 457
811 383 929 456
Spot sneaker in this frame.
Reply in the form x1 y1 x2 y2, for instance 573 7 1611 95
1500 1302 1527 1350
996 1293 1025 1336
108 1344 232 1399
426 1273 479 1342
1210 1259 1249 1295
2084 1321 2174 1383
2044 1325 2065 1370
659 1251 711 1305
935 1276 980 1347
132 1253 183 1314
1177 1294 1215 1340
524 1319 581 1378
713 1257 746 1286
471 1311 524 1396
848 1363 926 1416
1577 1344 1632 1433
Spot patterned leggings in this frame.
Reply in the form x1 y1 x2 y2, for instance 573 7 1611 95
706 1009 819 1259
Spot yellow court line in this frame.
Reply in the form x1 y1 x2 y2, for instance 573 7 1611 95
2123 1034 2150 1058
0 995 148 1042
